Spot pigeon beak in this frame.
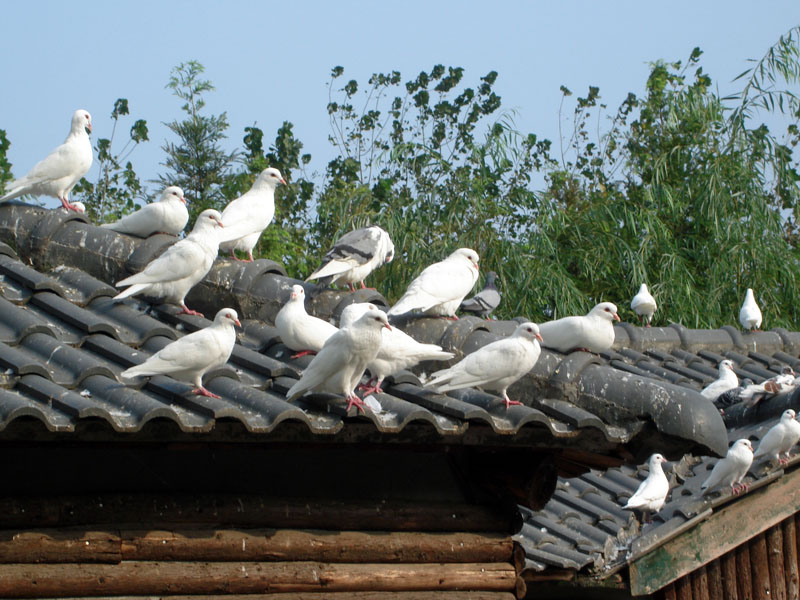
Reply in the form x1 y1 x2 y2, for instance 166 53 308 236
384 323 392 331
613 313 621 321
535 333 543 342
86 123 92 133
279 178 287 185
180 197 187 205
234 318 242 327
216 219 224 227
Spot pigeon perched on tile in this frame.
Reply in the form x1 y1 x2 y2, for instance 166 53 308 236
120 308 240 398
740 368 796 407
537 302 620 354
700 360 739 401
275 285 338 359
339 302 454 395
701 439 754 496
754 409 800 466
101 186 188 237
460 271 501 319
623 453 669 523
425 322 542 409
630 283 657 327
113 208 224 317
306 225 395 294
286 307 391 413
218 167 286 262
1 109 92 211
387 248 479 319
739 288 762 332
713 378 755 409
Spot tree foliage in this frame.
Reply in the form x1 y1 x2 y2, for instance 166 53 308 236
158 61 237 223
74 98 149 223
0 129 12 195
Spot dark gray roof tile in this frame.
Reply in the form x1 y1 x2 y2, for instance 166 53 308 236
48 266 117 306
0 342 52 378
87 297 178 346
29 292 119 339
0 387 74 432
0 296 56 343
18 331 117 386
0 254 66 296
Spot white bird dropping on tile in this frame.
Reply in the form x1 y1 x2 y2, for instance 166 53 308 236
286 307 392 413
218 167 286 262
340 302 454 394
113 208 225 316
120 308 241 398
425 322 542 409
537 302 620 354
700 359 739 401
623 453 669 523
631 283 657 327
306 225 395 294
1 109 93 211
701 439 754 496
387 248 479 319
275 285 338 358
739 288 762 331
102 186 188 237
754 409 800 466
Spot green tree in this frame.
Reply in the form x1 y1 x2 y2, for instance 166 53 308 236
530 39 800 327
158 61 237 222
73 99 149 223
222 122 315 273
0 129 12 195
318 65 547 306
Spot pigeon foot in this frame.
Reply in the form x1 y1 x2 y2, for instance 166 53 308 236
178 305 204 317
503 395 522 410
59 197 81 211
290 350 316 359
345 394 366 414
192 386 220 399
358 383 384 395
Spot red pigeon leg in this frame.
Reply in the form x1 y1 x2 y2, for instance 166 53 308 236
192 386 220 399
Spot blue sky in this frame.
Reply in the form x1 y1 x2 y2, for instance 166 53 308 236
2 1 799 207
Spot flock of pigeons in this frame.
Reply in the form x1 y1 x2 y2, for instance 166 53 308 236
2 109 797 522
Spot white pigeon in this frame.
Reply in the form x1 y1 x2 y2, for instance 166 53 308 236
306 226 395 294
700 359 739 401
113 208 224 316
101 186 188 237
286 307 391 413
631 283 657 327
754 409 800 466
218 167 286 262
387 248 479 319
739 288 762 331
1 109 93 211
623 453 669 523
274 284 338 359
425 322 543 409
739 368 796 406
537 302 620 354
339 302 455 394
701 439 754 496
120 308 241 398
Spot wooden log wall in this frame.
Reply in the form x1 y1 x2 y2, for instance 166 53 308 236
659 513 800 600
0 527 522 599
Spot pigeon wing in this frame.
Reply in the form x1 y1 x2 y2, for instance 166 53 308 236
116 240 206 287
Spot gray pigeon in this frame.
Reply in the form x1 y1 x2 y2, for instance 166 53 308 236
460 271 501 319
